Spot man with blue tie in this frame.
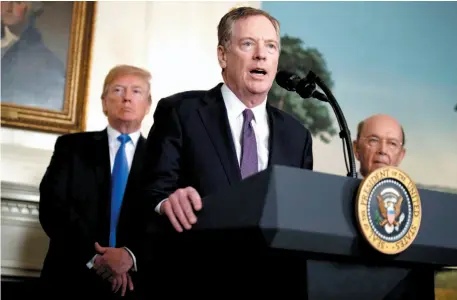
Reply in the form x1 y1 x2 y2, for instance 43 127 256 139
139 7 313 297
39 65 152 299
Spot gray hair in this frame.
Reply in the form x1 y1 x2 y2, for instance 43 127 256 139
217 6 281 51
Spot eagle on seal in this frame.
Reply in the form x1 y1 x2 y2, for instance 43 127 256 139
377 187 404 227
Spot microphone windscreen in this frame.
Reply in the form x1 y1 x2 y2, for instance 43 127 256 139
275 70 296 90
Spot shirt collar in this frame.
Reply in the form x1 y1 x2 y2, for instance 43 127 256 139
220 83 267 123
106 125 141 147
1 26 19 50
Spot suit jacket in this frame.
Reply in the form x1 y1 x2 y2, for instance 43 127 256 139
39 129 146 299
142 83 313 208
140 83 313 297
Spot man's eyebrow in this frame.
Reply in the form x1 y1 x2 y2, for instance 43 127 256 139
237 38 279 49
365 134 401 141
111 84 144 89
265 39 278 44
238 37 278 43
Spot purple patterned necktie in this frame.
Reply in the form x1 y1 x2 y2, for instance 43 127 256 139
240 109 258 179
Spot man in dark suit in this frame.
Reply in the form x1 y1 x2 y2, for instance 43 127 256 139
140 7 313 297
39 65 152 299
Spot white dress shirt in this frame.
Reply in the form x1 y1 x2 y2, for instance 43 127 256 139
155 83 270 214
107 125 141 172
1 26 19 57
220 83 270 171
87 126 141 271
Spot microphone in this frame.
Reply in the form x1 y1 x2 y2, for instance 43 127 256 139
275 71 328 102
275 70 357 178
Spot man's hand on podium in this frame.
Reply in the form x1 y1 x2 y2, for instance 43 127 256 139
93 243 134 296
160 186 202 232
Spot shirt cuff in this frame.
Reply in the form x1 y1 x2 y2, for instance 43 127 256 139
86 254 98 269
155 198 168 214
123 247 137 272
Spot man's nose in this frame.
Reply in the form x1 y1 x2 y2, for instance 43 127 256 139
123 90 134 101
377 140 388 154
254 45 267 60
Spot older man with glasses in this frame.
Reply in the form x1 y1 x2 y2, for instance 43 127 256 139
353 114 406 178
350 113 436 299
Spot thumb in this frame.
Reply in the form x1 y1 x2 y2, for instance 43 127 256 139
95 242 107 254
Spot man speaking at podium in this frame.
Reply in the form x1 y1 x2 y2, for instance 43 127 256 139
142 6 313 234
140 6 313 297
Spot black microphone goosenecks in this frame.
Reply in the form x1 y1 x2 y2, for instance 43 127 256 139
275 70 300 91
275 70 327 101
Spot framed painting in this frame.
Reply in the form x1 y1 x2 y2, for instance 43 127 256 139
1 1 96 134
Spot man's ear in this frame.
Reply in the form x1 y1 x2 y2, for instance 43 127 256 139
101 97 108 116
396 147 406 166
145 101 151 116
217 45 227 69
353 140 360 161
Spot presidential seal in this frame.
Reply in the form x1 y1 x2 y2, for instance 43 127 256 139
355 166 422 255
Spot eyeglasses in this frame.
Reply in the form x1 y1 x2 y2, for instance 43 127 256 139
359 136 403 153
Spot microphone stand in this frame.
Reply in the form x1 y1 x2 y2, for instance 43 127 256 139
296 71 358 178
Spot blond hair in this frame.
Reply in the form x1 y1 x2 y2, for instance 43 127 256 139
217 6 281 50
101 65 152 104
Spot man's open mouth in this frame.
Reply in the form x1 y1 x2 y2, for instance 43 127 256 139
250 68 267 75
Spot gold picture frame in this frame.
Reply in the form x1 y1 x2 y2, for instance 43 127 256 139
1 1 96 134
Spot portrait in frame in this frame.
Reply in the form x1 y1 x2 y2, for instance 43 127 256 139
1 1 96 134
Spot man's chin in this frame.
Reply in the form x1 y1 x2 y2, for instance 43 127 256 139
372 162 388 170
247 82 272 95
117 115 137 123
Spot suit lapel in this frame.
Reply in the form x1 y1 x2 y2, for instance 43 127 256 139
125 135 146 194
93 129 111 200
198 84 241 184
92 129 112 244
117 135 146 234
267 104 284 166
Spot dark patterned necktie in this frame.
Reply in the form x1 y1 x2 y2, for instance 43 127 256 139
240 109 258 179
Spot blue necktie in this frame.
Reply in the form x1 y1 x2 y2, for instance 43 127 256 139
109 134 131 247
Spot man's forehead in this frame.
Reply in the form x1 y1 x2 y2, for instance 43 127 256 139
232 15 278 40
363 118 402 138
111 75 148 86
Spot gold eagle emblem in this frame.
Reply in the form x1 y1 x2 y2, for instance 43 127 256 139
375 187 407 235
355 166 422 255
377 194 403 227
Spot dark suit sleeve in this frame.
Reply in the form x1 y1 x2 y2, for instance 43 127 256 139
142 99 183 209
301 129 313 170
39 136 96 265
